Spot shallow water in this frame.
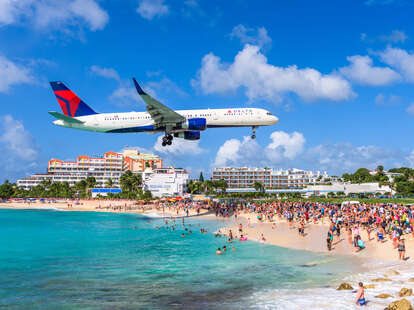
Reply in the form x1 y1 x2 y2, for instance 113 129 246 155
0 209 364 309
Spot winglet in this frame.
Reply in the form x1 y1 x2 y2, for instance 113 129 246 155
132 78 146 95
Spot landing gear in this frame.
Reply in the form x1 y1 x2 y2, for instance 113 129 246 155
251 126 257 139
161 134 173 146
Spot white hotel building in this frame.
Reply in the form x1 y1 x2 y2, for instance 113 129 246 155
143 168 189 197
212 167 329 189
17 152 124 189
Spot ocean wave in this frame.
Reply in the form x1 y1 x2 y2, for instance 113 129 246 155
246 261 414 309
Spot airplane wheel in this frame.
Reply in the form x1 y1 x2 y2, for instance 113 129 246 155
251 135 256 139
162 141 167 147
167 134 173 141
167 140 172 145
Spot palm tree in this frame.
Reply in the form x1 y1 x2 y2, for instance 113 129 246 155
106 178 113 188
253 181 265 193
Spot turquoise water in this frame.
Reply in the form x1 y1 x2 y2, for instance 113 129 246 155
0 209 361 309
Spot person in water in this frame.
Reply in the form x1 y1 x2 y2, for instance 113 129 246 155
223 245 227 252
355 282 366 306
216 248 222 255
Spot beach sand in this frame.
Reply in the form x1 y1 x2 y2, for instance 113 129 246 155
219 212 414 262
0 200 211 218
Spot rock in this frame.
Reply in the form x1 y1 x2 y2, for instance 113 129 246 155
337 282 353 290
399 288 413 297
372 278 392 282
389 270 400 276
375 294 393 298
365 284 376 289
408 278 414 282
384 299 413 310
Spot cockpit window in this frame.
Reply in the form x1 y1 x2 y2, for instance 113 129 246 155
266 112 272 115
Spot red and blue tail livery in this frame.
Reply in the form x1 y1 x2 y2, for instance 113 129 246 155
50 81 97 117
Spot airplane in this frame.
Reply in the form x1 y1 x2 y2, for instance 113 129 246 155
48 78 279 146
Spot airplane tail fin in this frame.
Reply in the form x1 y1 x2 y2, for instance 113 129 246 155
49 81 97 117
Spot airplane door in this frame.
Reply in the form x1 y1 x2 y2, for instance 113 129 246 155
92 115 99 127
213 111 219 121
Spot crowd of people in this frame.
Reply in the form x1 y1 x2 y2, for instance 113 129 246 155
212 200 413 260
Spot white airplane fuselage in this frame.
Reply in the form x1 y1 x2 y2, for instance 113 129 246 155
53 107 279 134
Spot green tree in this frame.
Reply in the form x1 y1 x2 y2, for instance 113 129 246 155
199 172 204 182
0 180 14 199
120 171 142 193
106 178 113 188
253 181 265 193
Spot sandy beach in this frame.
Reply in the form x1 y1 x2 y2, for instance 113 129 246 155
218 212 414 262
0 199 211 218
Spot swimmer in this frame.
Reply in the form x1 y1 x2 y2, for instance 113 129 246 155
223 245 227 252
181 233 185 238
216 248 222 255
355 282 366 306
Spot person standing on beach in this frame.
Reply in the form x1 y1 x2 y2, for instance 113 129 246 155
355 282 366 306
398 238 406 260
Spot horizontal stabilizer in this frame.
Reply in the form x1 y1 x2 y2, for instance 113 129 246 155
48 111 84 124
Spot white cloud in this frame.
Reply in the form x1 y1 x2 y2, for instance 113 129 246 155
137 0 169 20
406 103 414 116
69 0 109 31
230 25 272 49
213 131 305 167
193 45 354 103
0 115 37 161
375 93 402 106
110 82 141 106
0 55 33 93
380 30 408 43
153 135 204 155
407 150 414 168
339 55 400 86
379 47 414 82
267 131 305 160
304 142 397 173
0 0 108 32
91 65 120 81
214 137 259 166
146 78 188 98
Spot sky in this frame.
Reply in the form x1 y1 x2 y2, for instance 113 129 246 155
1 0 414 181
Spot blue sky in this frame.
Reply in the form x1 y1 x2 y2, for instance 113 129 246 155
1 0 414 181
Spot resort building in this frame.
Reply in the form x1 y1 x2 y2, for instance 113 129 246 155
122 148 163 172
17 149 164 190
143 167 189 197
18 151 124 189
212 167 329 189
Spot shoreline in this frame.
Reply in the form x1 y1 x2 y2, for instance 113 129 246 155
218 212 414 262
3 204 414 308
0 201 213 218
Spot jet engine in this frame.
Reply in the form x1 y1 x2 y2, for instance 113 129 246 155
182 118 207 131
174 131 201 140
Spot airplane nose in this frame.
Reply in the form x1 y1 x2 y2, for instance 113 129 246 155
272 115 279 124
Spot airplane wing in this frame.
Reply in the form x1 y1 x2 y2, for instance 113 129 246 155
132 78 185 129
48 111 84 124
